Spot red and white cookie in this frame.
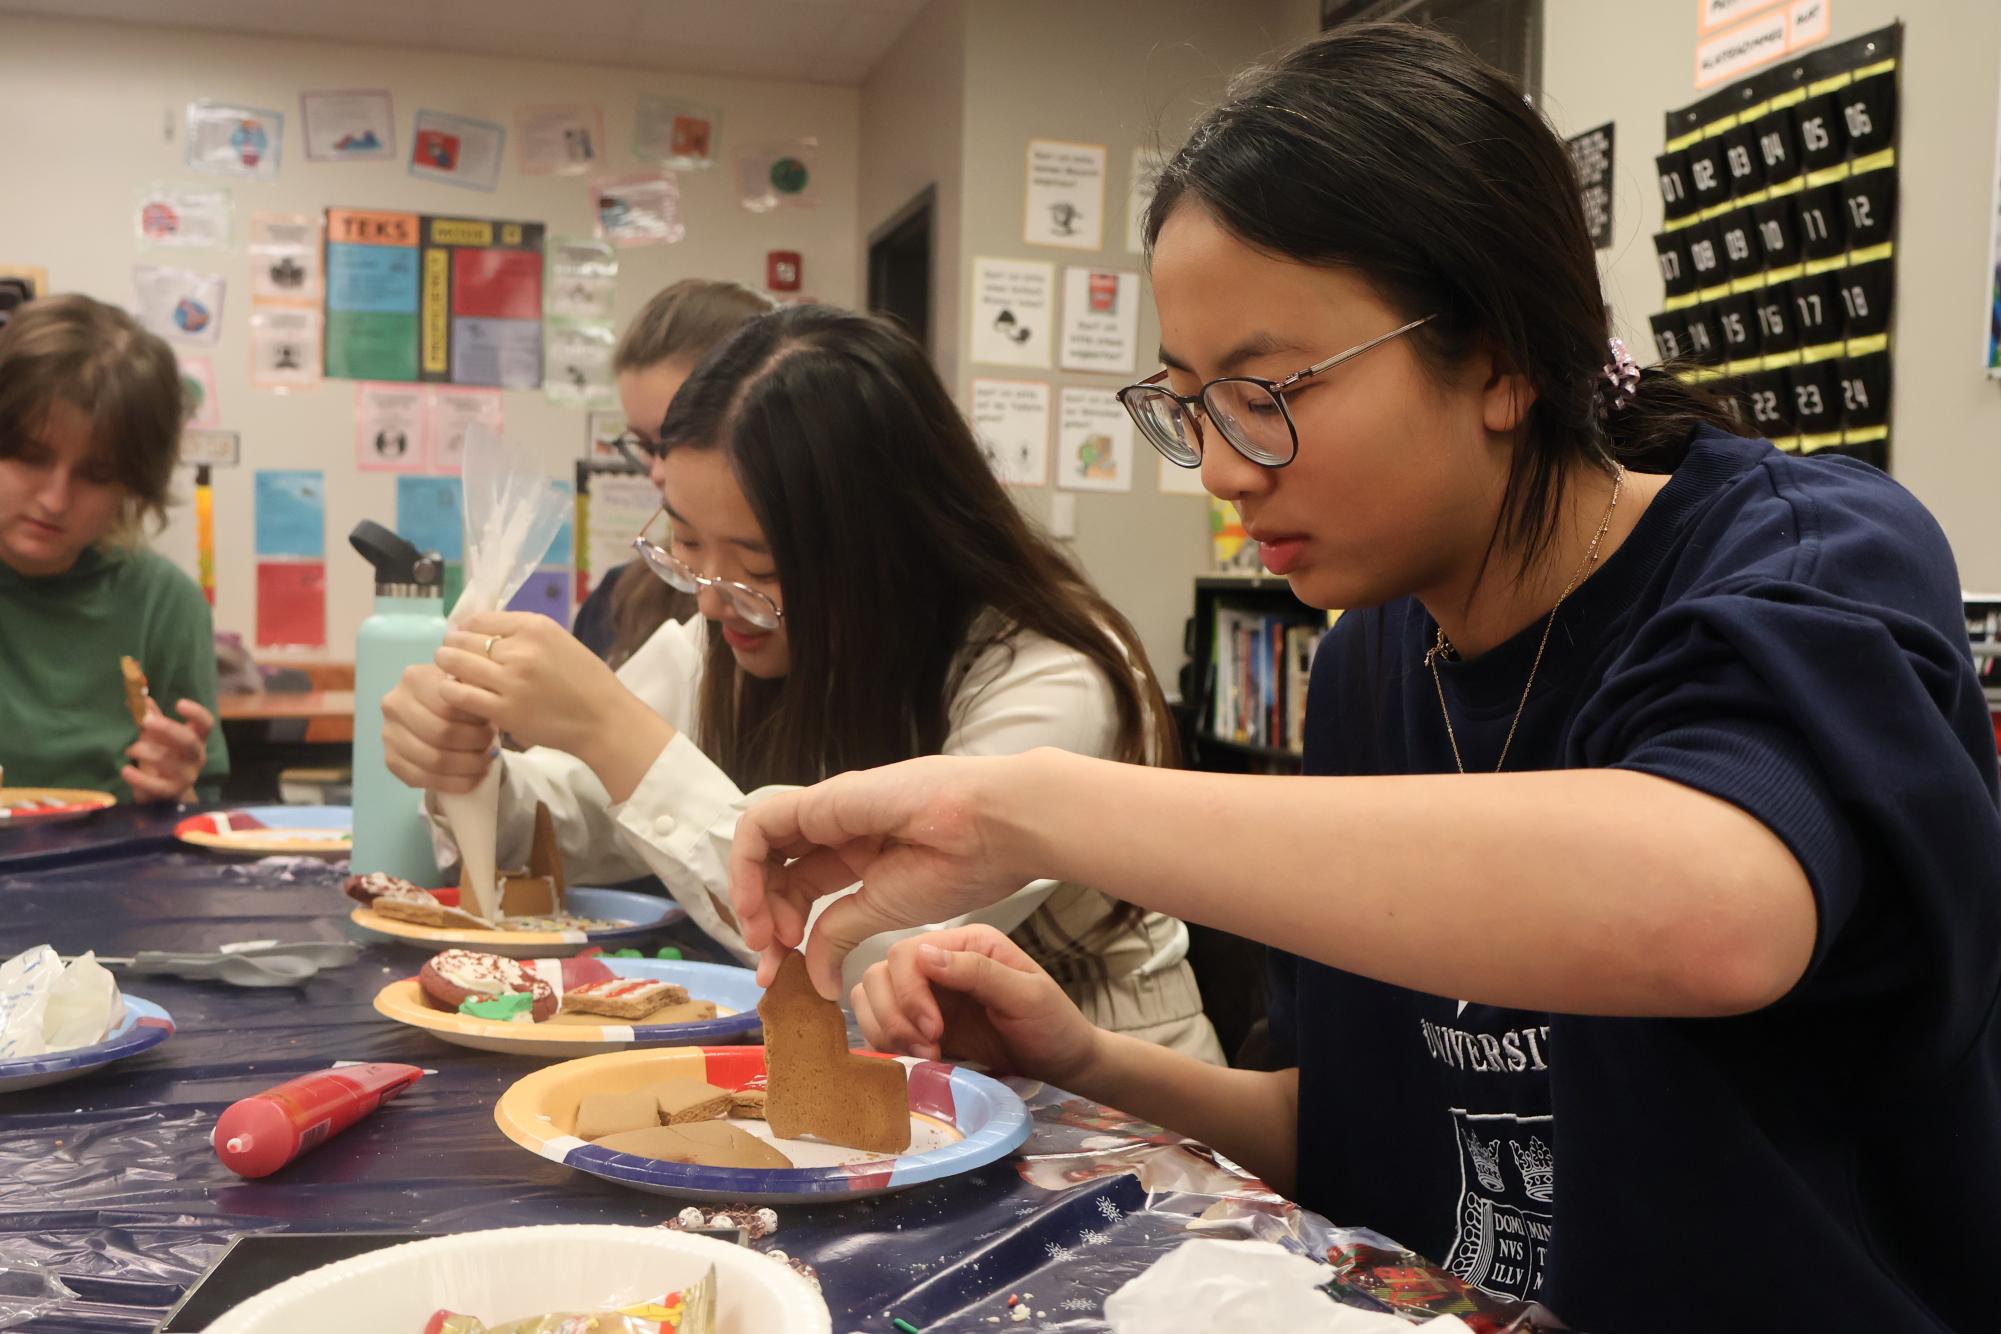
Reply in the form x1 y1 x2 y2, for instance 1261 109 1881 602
559 976 690 1020
418 949 558 1021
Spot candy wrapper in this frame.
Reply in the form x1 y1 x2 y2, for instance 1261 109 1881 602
424 1264 716 1334
1105 1240 1475 1333
436 423 570 922
0 947 125 1059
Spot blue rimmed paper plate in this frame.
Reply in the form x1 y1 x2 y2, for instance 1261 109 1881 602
496 1045 1032 1203
0 994 174 1093
176 805 352 857
348 886 685 959
374 958 763 1056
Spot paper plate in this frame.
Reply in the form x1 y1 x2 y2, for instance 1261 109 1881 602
374 957 764 1056
175 805 352 857
0 787 116 826
0 994 174 1093
497 1045 1032 1203
349 886 684 958
204 1223 830 1334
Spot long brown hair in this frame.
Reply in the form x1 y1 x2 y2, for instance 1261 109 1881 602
657 305 1178 792
604 279 773 666
1146 23 1740 585
0 293 182 535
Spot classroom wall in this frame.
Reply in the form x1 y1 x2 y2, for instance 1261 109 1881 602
0 12 860 656
951 0 1318 693
857 0 967 390
1541 0 2001 589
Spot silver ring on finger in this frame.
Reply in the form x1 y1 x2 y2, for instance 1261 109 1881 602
483 633 501 659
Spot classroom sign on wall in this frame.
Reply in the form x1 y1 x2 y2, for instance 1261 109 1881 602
323 208 545 388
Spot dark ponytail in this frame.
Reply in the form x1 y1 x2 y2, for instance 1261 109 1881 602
1145 22 1740 581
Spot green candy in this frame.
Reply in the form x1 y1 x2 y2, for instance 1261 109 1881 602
609 948 643 959
459 992 536 1023
655 947 682 960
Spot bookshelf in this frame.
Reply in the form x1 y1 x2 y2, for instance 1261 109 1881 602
1177 575 1330 775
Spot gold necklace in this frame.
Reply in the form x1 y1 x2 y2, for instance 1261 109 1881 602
1425 465 1625 774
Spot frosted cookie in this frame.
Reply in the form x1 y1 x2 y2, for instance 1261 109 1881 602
418 948 557 1021
561 977 690 1020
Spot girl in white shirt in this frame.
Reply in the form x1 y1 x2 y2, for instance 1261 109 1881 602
381 304 1223 1062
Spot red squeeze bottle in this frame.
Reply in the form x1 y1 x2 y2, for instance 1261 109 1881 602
213 1063 425 1178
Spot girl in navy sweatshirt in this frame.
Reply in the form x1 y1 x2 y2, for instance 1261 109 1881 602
727 24 2001 1334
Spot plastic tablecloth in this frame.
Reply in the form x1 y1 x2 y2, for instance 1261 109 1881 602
0 837 1548 1333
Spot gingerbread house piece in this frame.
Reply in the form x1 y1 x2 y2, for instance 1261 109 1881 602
496 801 567 918
758 951 910 1154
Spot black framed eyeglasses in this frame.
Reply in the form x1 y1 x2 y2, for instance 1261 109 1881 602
631 506 784 630
609 429 664 469
1117 314 1436 469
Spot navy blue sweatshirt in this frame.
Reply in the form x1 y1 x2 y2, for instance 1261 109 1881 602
1271 429 2001 1332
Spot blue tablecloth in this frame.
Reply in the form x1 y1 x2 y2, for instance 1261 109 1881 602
0 824 1527 1333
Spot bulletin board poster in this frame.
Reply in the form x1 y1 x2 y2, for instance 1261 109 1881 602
324 208 545 388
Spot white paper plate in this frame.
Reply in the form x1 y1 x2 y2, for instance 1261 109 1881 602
204 1223 830 1334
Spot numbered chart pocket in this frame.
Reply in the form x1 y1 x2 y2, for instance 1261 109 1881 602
1795 182 1849 263
1740 367 1797 439
1839 72 1897 159
1717 205 1765 281
1752 196 1805 270
1789 357 1845 438
1751 106 1806 188
1656 149 1701 222
1721 121 1768 198
1836 259 1894 339
1793 92 1851 174
1837 351 1892 430
1653 230 1701 300
1785 271 1846 348
1712 291 1763 362
1840 172 1896 252
1685 135 1734 213
1753 282 1802 354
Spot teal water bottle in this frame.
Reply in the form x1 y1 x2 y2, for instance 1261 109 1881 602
349 521 448 881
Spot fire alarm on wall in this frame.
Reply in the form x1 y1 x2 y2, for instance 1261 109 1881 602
766 251 802 292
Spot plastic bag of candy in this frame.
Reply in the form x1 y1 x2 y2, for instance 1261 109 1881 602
423 1265 715 1334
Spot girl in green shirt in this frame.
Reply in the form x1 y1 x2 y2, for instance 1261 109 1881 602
0 294 226 802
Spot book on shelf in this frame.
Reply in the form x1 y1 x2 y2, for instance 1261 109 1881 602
1207 605 1329 753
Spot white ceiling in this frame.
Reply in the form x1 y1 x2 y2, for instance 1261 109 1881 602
0 0 932 85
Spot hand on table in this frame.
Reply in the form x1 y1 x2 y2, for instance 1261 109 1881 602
122 698 212 803
729 752 1042 997
382 661 497 796
853 925 1100 1085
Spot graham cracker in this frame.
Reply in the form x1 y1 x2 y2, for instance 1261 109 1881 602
593 1121 793 1170
573 1089 661 1141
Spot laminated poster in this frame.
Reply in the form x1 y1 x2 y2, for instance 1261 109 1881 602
137 184 233 248
635 95 720 170
517 105 604 175
970 378 1050 488
1055 386 1134 493
1024 139 1106 251
186 101 283 180
593 174 685 246
1058 266 1140 375
969 257 1054 369
356 382 428 473
301 90 396 161
249 212 324 303
410 110 505 191
132 265 224 345
250 307 323 390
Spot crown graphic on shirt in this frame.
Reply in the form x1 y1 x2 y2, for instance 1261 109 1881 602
1511 1136 1555 1202
1464 1132 1505 1192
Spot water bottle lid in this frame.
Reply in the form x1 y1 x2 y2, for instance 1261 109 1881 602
350 520 442 594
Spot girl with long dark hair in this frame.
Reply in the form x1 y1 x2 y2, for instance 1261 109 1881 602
727 25 2001 1331
382 305 1221 1060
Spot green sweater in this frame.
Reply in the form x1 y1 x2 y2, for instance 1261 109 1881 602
0 546 229 799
